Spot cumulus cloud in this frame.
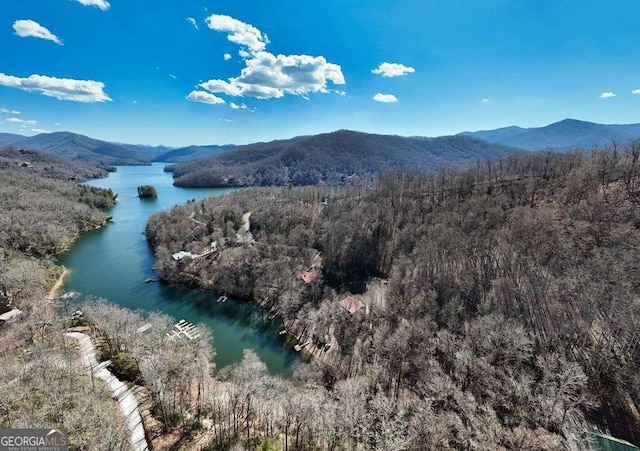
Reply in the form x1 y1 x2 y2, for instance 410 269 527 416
13 20 63 45
599 92 616 98
74 0 110 11
633 89 640 95
6 117 37 125
199 52 344 99
0 108 20 114
229 102 248 110
0 72 111 103
206 14 269 53
373 93 398 103
224 53 232 61
372 62 415 78
481 98 490 103
31 128 49 134
186 91 226 105
187 17 198 30
195 14 345 102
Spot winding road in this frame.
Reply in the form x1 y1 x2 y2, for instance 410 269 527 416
66 332 149 451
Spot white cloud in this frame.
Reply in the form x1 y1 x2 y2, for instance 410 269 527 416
0 72 111 103
199 79 243 97
6 117 37 125
224 53 232 61
186 91 226 105
205 14 269 53
54 122 61 126
74 0 110 11
195 14 345 102
13 20 63 45
633 89 640 95
198 51 345 99
31 128 49 134
0 108 20 114
373 93 398 103
187 17 198 30
372 62 415 78
481 98 490 103
599 91 616 98
169 74 177 79
229 102 247 110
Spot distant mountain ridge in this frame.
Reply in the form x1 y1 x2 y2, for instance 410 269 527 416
4 118 640 170
153 144 237 163
171 129 521 187
460 118 640 150
0 133 26 147
0 131 151 167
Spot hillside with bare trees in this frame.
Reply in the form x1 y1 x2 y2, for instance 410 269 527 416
147 141 640 447
0 149 116 314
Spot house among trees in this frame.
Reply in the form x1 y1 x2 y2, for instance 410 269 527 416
299 270 317 284
171 251 192 261
339 295 364 314
0 308 23 323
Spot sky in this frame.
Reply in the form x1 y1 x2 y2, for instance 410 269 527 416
1 0 640 146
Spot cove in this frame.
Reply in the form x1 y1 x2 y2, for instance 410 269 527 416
57 163 299 376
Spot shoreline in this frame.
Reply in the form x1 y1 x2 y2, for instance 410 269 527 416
46 266 70 300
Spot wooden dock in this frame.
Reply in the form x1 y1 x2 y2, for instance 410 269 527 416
166 319 201 341
294 340 311 352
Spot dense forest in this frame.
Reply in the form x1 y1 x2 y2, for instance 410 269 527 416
170 130 519 187
147 140 640 448
0 148 116 313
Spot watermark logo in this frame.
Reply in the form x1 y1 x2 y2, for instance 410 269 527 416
0 428 68 451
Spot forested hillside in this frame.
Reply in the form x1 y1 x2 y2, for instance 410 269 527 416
153 143 237 163
0 150 116 313
170 130 520 187
3 131 151 168
0 147 108 180
147 141 640 447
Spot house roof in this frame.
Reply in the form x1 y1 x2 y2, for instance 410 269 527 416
0 308 23 322
172 251 192 261
300 271 317 284
340 295 364 314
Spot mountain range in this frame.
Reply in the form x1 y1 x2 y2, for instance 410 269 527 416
0 131 151 168
170 129 520 187
460 118 640 150
0 131 236 167
3 118 640 180
152 144 237 163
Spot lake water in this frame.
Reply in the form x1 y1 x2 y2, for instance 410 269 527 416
57 163 299 376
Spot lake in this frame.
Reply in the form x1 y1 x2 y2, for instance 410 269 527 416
57 163 299 375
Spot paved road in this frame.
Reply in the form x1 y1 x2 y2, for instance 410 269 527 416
66 332 149 451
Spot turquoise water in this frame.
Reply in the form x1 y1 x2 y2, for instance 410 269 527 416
57 163 299 375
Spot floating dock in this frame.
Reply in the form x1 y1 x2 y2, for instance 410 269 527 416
166 319 201 340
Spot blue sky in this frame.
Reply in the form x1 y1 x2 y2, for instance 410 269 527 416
1 0 640 146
